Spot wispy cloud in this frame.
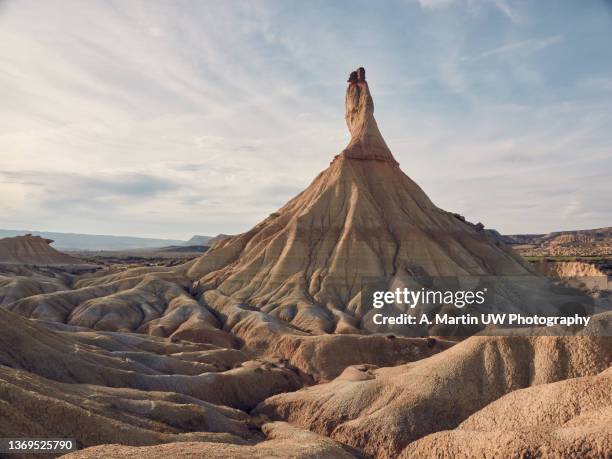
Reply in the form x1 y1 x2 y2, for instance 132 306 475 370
491 0 526 24
415 0 526 24
461 35 563 62
1 171 178 199
0 0 611 237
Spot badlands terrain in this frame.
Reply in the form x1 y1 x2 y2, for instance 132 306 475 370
0 69 610 458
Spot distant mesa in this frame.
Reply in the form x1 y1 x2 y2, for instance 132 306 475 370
0 234 84 265
0 229 215 251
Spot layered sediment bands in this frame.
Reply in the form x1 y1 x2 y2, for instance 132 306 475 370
514 226 612 257
534 260 608 278
195 289 452 380
188 145 533 336
256 325 612 459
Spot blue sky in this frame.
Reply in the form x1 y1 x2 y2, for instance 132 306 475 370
1 0 611 238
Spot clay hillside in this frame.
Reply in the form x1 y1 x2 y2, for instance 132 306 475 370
0 68 610 459
0 234 84 265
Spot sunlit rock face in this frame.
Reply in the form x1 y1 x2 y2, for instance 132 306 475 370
187 66 536 337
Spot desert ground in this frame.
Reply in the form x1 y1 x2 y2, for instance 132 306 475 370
0 70 610 458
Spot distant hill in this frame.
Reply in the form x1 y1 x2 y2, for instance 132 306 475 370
501 227 612 257
0 234 84 265
158 245 209 254
0 229 190 251
186 235 213 245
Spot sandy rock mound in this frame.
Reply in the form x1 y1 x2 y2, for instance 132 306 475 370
404 367 612 458
0 308 305 410
0 365 252 448
63 422 360 459
0 271 68 306
190 288 452 380
268 333 453 381
4 262 452 381
48 327 249 372
256 328 612 458
0 234 84 265
6 266 238 347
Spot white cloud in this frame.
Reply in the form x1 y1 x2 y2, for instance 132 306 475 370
0 0 610 237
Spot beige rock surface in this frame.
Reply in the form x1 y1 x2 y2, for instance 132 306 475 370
62 422 359 459
0 271 68 306
256 329 612 458
267 333 453 381
534 259 609 278
6 269 238 347
403 368 612 458
0 365 253 448
0 308 304 410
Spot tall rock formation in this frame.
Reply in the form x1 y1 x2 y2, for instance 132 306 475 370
187 68 551 335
